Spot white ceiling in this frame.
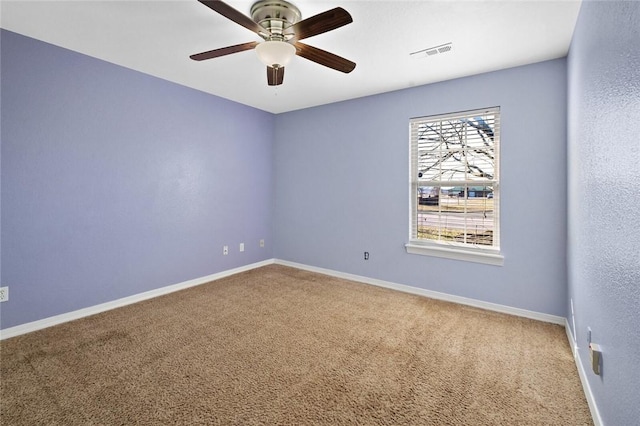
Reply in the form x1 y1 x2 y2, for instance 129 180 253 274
1 0 582 114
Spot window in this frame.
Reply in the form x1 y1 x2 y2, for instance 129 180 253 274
406 107 503 265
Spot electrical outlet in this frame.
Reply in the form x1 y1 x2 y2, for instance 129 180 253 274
0 286 8 302
239 243 245 252
223 245 229 256
589 343 602 375
364 251 370 260
260 239 265 248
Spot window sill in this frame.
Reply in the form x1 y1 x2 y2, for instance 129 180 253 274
405 243 504 266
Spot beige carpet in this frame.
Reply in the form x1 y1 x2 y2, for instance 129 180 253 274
1 265 592 425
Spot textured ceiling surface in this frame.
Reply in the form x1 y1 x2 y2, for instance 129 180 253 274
1 0 582 113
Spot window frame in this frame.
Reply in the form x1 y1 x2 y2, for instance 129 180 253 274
405 107 504 266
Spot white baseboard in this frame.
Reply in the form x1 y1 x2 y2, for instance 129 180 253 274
0 259 275 340
0 257 565 336
274 259 566 325
565 319 603 426
565 318 579 358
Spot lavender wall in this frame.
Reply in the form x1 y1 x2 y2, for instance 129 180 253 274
274 59 568 317
1 30 274 329
567 1 640 424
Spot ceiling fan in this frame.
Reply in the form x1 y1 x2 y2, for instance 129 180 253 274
190 0 356 86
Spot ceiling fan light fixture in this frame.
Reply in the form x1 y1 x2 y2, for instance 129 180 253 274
255 40 296 68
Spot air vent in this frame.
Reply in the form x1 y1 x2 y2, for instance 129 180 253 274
410 42 453 59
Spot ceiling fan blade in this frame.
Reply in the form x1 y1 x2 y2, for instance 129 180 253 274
288 7 352 41
197 0 271 38
294 42 356 74
267 66 285 86
190 41 259 61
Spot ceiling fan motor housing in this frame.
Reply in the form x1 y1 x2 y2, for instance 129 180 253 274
250 0 301 41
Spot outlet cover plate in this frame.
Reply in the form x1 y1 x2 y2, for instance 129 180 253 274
0 286 8 302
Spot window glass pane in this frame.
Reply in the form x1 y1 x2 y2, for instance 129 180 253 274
416 189 495 246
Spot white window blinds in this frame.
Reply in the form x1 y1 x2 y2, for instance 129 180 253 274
410 107 500 250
